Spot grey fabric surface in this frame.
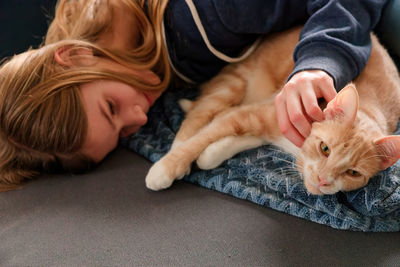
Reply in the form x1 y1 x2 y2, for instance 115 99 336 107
1 147 400 266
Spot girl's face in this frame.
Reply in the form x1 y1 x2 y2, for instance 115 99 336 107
79 62 161 162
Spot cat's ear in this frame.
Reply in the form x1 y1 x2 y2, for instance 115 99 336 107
323 84 359 125
373 135 400 170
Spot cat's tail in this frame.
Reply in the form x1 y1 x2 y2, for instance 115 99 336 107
145 102 279 190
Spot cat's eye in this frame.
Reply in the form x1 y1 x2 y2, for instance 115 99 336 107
346 169 361 177
320 142 330 157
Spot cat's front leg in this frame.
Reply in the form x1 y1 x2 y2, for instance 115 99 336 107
145 149 192 191
145 159 175 191
197 136 268 169
169 99 195 150
172 66 247 146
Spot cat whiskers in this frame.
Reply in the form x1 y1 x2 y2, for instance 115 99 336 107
269 155 298 168
267 147 301 166
279 167 303 179
266 153 304 179
267 146 300 158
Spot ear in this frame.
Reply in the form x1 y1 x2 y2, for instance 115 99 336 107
373 135 400 170
54 46 93 67
323 84 359 125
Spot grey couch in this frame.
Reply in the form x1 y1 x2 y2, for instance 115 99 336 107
1 1 400 265
2 147 400 266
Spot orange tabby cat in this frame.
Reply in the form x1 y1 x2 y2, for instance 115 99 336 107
145 26 400 195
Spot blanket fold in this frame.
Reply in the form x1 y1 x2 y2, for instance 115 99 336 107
121 87 400 232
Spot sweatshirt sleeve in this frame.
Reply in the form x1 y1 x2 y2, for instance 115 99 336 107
289 0 388 90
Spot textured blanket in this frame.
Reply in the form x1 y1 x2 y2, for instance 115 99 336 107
121 87 400 232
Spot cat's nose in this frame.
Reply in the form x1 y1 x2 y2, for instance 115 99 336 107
318 176 331 187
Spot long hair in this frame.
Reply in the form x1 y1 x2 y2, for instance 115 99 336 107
0 0 171 191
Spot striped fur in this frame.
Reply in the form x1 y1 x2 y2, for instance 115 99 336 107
146 26 400 195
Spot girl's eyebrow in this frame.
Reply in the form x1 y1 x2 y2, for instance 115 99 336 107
99 102 116 130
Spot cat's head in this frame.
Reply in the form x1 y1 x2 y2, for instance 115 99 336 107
297 84 400 195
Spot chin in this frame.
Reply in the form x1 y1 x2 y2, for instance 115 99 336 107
318 187 340 195
304 178 340 195
304 181 324 195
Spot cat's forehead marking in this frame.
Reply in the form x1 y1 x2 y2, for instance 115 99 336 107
316 120 363 150
329 132 380 176
333 153 353 169
313 121 349 144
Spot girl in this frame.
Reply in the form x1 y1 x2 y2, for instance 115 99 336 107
0 0 390 191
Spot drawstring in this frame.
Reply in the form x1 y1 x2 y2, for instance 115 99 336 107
162 21 196 84
162 0 261 83
185 0 261 63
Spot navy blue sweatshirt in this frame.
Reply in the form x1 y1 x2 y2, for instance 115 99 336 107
163 0 388 90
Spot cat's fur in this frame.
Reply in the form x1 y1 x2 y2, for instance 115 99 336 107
146 26 400 195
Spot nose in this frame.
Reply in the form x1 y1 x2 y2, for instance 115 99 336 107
318 176 331 187
131 105 148 125
119 105 148 137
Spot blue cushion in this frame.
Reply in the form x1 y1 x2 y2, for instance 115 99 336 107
122 87 400 232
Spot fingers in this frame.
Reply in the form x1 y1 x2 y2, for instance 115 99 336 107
275 91 306 147
300 86 324 122
275 70 336 147
317 75 337 102
286 90 312 138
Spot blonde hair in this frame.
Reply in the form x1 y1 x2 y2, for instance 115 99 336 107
0 0 171 191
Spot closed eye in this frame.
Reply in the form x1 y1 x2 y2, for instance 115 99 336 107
99 101 116 131
107 100 115 115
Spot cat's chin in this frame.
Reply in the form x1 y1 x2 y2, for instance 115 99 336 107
303 178 339 195
305 184 340 195
305 184 324 195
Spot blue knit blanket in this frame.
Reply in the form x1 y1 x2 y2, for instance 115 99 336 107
121 87 400 232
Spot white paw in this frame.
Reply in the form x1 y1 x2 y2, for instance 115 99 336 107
176 166 191 180
178 99 194 113
145 162 174 191
196 141 227 170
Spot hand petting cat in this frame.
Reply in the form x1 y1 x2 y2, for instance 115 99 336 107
275 70 337 147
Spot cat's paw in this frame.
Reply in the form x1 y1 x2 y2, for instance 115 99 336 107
177 166 191 179
197 139 230 170
178 99 194 113
145 162 174 191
